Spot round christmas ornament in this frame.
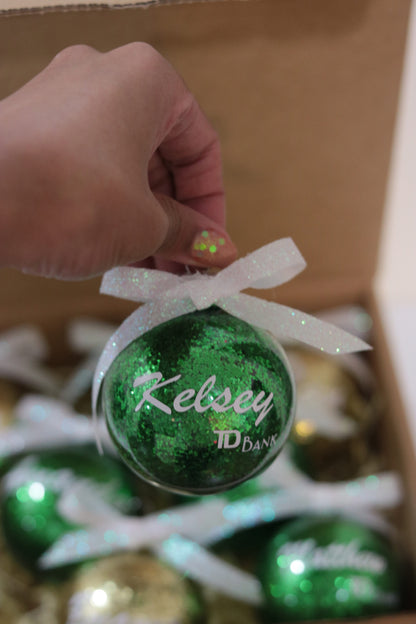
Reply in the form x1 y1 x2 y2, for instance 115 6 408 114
66 552 203 624
94 239 370 496
102 307 295 495
287 347 382 481
258 514 402 621
0 448 141 569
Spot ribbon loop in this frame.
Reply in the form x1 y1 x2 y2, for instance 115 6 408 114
100 238 307 309
0 326 60 395
0 395 115 461
93 238 370 444
40 470 401 572
218 294 370 355
101 267 184 302
0 325 48 360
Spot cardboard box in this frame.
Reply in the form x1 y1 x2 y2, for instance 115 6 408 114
0 1 415 622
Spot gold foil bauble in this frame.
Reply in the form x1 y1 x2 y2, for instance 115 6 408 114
67 553 203 624
287 348 382 481
0 525 63 624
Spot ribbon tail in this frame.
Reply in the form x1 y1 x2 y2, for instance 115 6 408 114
59 352 99 405
0 325 48 360
0 396 98 459
67 318 117 354
39 528 125 568
219 294 371 354
157 535 263 606
40 470 401 569
100 267 183 302
0 360 60 395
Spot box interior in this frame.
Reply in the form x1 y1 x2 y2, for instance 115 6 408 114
0 2 415 621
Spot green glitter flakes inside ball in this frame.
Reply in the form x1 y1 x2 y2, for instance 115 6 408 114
1 448 140 569
102 307 295 495
258 515 402 621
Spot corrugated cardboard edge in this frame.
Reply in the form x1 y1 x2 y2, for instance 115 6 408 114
0 0 234 16
368 292 416 552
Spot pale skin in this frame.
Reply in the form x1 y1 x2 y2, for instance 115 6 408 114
0 42 237 279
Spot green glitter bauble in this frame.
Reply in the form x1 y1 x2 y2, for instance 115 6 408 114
0 447 141 569
102 307 295 495
258 514 402 621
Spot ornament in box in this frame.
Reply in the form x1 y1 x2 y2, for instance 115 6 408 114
258 514 402 621
93 239 369 495
1 448 141 569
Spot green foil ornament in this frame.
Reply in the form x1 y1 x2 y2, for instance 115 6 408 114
102 307 295 495
0 447 141 569
258 514 402 621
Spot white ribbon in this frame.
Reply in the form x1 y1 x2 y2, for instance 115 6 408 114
0 395 115 461
67 318 118 355
0 326 60 395
40 470 402 605
92 239 370 445
59 319 117 405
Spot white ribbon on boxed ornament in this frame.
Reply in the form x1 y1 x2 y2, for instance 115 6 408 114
0 325 60 395
40 469 402 605
59 318 117 405
35 238 389 605
0 394 115 460
92 238 370 446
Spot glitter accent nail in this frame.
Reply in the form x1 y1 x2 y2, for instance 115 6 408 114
191 230 235 266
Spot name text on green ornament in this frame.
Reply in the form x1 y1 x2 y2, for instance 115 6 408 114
133 372 274 426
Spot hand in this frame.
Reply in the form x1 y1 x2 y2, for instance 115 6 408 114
0 43 237 279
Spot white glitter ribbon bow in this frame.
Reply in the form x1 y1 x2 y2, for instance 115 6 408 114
0 326 59 395
59 319 117 405
40 470 401 605
0 395 115 460
92 238 370 437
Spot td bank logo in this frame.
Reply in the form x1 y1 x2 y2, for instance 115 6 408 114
214 430 279 452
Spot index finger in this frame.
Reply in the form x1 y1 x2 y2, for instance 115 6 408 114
158 95 226 229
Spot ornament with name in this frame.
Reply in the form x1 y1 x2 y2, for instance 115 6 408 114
1 448 141 569
102 307 295 495
258 514 402 621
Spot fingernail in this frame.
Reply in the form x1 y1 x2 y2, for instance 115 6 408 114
190 230 237 267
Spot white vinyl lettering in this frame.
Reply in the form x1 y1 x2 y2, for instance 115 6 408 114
173 388 196 412
134 372 182 415
133 371 276 430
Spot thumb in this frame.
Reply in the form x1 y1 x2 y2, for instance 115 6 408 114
144 193 238 270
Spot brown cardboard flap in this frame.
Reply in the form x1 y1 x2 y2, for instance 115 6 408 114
0 0 411 309
0 0 206 16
